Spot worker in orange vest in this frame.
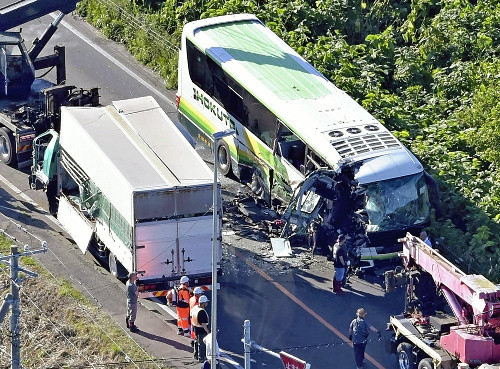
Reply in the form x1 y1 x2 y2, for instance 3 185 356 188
167 275 192 335
190 287 205 355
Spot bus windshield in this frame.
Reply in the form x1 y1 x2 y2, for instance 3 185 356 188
364 172 430 232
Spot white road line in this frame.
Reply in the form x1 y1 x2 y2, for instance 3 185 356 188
55 14 176 109
149 296 179 319
0 174 61 228
220 350 244 369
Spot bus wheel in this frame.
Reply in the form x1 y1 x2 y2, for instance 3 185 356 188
0 127 16 166
216 140 231 176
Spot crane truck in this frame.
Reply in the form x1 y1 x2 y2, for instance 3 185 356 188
386 234 500 369
0 0 99 168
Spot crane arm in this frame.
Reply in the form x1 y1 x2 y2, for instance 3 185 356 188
0 0 81 32
401 234 500 328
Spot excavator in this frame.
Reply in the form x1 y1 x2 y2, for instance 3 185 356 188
386 234 500 369
0 0 99 168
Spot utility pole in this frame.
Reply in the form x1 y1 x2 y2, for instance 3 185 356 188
0 243 47 369
211 129 234 369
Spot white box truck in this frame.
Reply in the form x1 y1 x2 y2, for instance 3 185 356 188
30 96 221 296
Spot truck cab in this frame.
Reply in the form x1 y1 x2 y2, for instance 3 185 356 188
0 33 35 98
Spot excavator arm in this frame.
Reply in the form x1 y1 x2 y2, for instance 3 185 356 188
0 0 81 32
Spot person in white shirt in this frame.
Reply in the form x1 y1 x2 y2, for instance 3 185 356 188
202 332 220 369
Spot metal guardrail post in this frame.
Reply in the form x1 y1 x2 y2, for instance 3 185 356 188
242 319 310 369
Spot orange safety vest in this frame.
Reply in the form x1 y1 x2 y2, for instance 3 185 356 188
176 287 191 330
178 287 191 306
189 296 199 339
189 295 199 312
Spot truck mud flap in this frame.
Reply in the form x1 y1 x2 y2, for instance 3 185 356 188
58 196 94 253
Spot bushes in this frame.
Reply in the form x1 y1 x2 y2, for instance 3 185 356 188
77 0 500 279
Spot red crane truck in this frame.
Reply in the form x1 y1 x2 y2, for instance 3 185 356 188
386 234 500 369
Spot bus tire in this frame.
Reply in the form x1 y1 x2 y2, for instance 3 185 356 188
397 342 416 369
216 139 231 176
417 358 433 369
0 127 16 166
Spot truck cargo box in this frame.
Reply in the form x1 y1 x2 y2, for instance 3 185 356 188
56 96 220 286
59 96 214 223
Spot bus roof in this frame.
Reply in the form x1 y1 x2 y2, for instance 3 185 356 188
184 14 422 177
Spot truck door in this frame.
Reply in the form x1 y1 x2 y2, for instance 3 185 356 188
281 170 338 236
177 216 214 275
135 216 216 279
135 220 178 279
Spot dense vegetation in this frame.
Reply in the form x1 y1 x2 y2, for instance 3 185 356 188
77 0 500 279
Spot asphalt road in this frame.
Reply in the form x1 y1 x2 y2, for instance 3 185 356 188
2 12 406 369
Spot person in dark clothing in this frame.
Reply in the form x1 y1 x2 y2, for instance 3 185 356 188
349 308 381 369
332 234 347 294
192 295 210 362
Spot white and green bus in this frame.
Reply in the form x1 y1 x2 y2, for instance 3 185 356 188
177 14 435 253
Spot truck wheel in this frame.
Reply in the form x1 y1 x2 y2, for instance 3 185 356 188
418 358 433 369
0 127 16 166
216 140 231 176
108 252 126 279
397 342 416 369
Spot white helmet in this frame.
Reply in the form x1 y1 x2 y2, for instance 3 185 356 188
193 287 204 295
180 275 189 284
199 295 209 304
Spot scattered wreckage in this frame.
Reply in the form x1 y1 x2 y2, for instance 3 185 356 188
230 158 438 278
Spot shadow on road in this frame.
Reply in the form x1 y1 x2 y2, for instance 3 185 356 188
135 329 193 353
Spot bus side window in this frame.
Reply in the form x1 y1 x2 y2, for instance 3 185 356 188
186 40 209 91
203 56 248 124
275 125 306 170
243 93 276 147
